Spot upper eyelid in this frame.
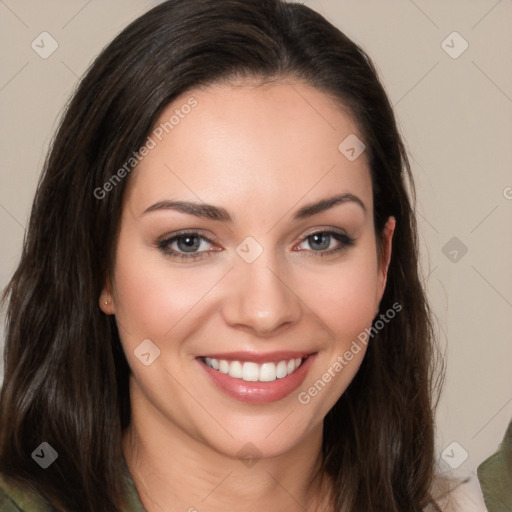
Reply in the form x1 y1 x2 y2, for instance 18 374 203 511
159 229 218 244
297 226 349 238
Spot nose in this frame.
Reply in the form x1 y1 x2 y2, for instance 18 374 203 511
221 255 302 337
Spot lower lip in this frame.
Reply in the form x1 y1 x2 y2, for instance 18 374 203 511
197 354 316 404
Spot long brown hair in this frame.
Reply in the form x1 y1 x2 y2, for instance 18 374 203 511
0 1 443 510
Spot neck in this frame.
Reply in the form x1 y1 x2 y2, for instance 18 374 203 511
122 386 333 512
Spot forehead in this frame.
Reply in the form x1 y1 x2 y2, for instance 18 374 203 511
125 79 372 216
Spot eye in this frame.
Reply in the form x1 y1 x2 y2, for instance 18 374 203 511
157 231 219 260
295 230 355 256
157 229 354 261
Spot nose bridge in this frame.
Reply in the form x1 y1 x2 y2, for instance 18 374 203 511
221 246 302 335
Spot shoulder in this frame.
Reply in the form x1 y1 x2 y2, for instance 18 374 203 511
435 476 488 512
477 420 512 511
0 467 145 512
0 474 52 512
0 487 23 511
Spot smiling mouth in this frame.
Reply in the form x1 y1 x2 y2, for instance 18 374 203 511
201 355 310 383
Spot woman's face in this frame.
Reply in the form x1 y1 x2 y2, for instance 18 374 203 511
102 79 394 459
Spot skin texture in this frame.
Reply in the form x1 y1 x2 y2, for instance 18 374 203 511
100 79 395 512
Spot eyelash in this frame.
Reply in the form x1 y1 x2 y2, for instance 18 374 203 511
157 229 355 261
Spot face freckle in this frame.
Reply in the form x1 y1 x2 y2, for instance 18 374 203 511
107 79 394 462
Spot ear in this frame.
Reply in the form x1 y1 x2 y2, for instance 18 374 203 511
376 216 396 306
99 278 115 315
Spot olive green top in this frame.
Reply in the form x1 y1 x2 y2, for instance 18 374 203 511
477 419 512 511
3 433 510 512
0 466 146 512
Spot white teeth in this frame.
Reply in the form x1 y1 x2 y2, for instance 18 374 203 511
276 360 288 378
259 363 277 382
219 359 229 374
229 361 242 379
203 356 304 382
242 362 259 382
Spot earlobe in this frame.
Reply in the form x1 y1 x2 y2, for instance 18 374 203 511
99 283 115 315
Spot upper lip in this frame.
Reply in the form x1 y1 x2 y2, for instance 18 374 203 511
198 351 315 364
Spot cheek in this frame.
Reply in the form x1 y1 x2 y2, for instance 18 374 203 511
111 234 217 345
323 273 378 339
294 249 379 417
294 249 380 341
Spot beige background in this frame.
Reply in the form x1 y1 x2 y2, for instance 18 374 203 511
0 0 511 484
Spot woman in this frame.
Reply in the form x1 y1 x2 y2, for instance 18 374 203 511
0 0 457 510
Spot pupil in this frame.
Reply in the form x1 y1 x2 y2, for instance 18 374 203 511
310 233 330 250
178 235 200 252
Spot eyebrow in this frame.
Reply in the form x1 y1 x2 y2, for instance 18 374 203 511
293 193 366 219
141 193 366 221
